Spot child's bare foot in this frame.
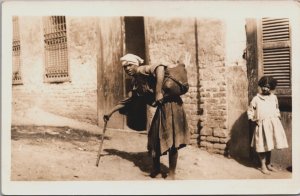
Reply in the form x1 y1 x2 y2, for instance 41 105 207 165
267 164 277 172
260 166 271 175
165 172 176 180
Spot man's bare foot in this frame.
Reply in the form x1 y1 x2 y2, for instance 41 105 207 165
267 164 277 172
150 169 161 178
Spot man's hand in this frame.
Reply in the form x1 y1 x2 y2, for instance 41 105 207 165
103 114 110 122
155 92 164 105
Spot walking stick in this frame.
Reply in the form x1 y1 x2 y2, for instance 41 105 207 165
96 120 108 167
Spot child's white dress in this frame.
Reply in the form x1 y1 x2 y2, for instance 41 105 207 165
247 93 288 152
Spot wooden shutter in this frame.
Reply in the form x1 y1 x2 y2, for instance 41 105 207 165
261 18 291 95
256 17 292 111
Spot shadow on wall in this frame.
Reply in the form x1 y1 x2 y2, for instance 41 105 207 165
226 112 259 168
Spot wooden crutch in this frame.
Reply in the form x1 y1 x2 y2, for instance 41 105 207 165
96 120 108 167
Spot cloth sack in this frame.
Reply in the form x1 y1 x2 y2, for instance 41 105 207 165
162 63 189 97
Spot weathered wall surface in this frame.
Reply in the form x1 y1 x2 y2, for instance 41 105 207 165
272 112 292 167
245 19 259 102
12 16 98 125
226 66 249 159
197 19 228 153
198 18 249 156
225 18 249 158
145 17 200 145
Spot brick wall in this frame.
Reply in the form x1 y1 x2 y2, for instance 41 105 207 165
196 19 229 154
12 16 98 125
199 66 228 154
197 18 249 156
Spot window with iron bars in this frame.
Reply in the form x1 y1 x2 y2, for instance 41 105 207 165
43 16 70 83
12 16 22 85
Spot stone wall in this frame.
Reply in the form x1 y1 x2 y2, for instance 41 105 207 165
12 16 98 125
197 19 228 153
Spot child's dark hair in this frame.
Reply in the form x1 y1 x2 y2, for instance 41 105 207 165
258 76 277 90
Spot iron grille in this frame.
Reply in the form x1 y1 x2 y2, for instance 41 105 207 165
43 16 69 82
12 16 22 84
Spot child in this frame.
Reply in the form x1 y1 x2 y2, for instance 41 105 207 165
247 76 288 174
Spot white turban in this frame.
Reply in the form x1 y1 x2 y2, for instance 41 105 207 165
120 53 144 66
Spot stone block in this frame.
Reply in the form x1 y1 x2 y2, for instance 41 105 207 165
200 127 213 136
191 133 199 139
220 122 228 129
190 139 198 145
220 110 227 116
216 149 225 155
206 136 220 143
218 68 226 73
201 92 211 98
220 86 226 91
207 148 218 154
207 124 218 129
206 142 213 148
200 141 207 147
217 105 227 110
206 99 218 104
219 137 230 144
213 92 226 98
220 98 226 104
213 128 229 138
213 143 227 150
200 141 213 148
200 136 207 141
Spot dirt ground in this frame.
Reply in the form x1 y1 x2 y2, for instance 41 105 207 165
9 106 292 181
11 125 292 181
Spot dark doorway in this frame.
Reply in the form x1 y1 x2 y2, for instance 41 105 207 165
124 17 146 61
124 17 147 131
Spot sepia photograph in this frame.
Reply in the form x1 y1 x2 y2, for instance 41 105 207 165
2 0 300 195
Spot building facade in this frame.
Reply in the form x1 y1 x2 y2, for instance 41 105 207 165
11 16 293 168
